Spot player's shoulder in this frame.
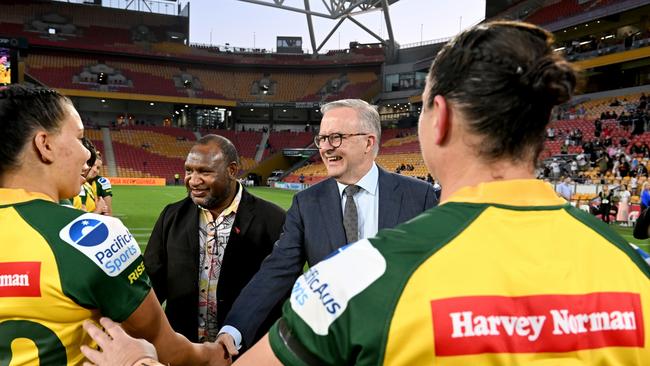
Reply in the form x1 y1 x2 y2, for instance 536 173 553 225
288 239 387 335
57 212 139 277
97 176 112 187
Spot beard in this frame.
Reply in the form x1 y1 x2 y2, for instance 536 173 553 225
193 184 234 211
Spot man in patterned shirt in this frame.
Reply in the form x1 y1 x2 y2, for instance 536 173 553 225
144 134 286 344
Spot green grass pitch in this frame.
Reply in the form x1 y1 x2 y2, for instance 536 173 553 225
112 185 650 254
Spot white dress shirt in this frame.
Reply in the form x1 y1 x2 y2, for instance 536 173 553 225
336 162 379 241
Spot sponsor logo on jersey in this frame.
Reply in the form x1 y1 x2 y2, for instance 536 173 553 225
97 177 112 190
0 262 41 297
430 292 644 356
290 239 386 335
59 213 140 277
68 218 109 246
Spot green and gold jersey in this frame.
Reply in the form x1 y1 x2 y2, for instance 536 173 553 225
91 176 113 198
0 188 150 365
270 180 650 366
72 182 96 212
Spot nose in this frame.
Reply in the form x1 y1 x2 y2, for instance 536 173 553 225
186 171 201 186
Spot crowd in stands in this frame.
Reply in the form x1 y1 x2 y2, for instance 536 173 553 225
540 93 650 184
533 93 650 227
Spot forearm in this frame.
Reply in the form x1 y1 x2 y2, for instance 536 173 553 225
148 331 209 366
104 196 113 216
122 292 212 366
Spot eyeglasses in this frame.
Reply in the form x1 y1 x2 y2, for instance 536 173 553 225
314 133 369 148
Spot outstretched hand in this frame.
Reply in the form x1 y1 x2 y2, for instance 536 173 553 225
216 332 239 361
81 317 159 366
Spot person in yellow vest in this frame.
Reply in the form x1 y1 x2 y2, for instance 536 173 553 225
81 20 650 366
0 55 10 85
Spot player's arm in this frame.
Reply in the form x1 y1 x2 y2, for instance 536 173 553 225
121 290 227 366
233 334 282 366
98 177 113 216
103 195 113 216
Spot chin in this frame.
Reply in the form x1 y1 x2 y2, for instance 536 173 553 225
326 166 344 178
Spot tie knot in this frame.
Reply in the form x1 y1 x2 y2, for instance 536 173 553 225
344 185 361 198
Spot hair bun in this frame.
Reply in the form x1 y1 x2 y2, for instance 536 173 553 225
522 56 576 105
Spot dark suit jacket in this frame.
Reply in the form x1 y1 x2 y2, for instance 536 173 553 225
224 167 438 348
144 188 286 343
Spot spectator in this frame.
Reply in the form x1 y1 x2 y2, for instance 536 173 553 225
546 126 555 140
556 177 572 200
550 158 561 180
576 151 588 171
641 182 650 212
569 160 578 177
598 185 614 224
617 184 631 225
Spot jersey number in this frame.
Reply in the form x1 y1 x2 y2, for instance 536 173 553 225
0 320 66 366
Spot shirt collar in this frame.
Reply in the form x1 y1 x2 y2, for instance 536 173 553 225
336 163 379 197
200 182 243 221
0 188 55 205
444 179 566 206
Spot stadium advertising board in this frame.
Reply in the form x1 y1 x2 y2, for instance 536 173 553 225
273 182 306 191
107 177 166 186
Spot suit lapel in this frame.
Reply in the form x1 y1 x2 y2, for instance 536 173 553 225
318 178 347 248
231 189 254 241
378 168 402 230
185 199 200 276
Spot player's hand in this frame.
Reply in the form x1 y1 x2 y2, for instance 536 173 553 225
81 317 159 366
95 197 108 215
202 340 233 366
216 332 239 359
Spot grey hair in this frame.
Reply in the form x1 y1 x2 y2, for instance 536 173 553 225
320 99 381 155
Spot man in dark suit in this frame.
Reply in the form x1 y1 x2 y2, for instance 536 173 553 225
217 99 437 356
144 134 286 344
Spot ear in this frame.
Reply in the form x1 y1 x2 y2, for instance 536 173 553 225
432 95 450 145
227 161 239 179
33 130 55 164
366 134 376 154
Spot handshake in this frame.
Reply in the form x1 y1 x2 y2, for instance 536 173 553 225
82 318 243 366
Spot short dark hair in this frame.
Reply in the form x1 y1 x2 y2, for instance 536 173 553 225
425 21 578 162
0 85 73 175
195 134 240 166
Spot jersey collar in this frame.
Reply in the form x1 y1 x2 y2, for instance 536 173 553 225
0 188 55 205
444 179 566 207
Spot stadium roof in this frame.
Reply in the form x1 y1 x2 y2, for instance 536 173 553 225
237 0 400 54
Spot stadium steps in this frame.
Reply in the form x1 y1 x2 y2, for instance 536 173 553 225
256 131 270 162
101 127 118 177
